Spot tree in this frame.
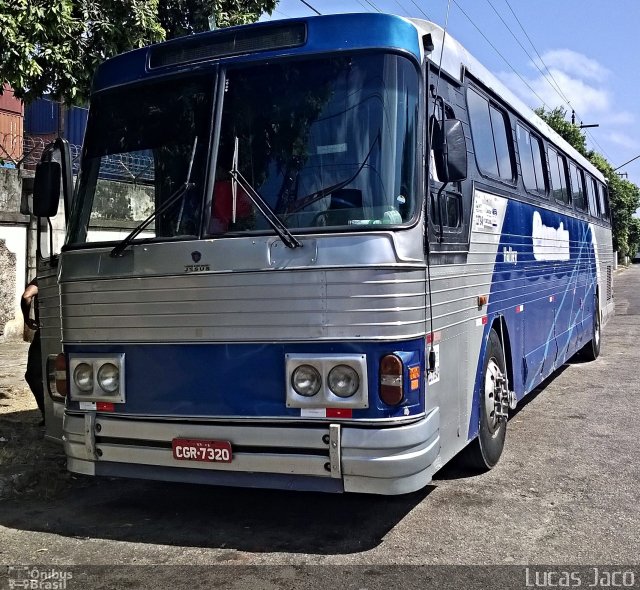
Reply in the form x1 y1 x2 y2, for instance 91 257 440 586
0 0 277 104
536 106 640 260
534 106 587 156
158 0 278 39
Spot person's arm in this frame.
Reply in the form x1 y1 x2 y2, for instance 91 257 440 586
21 283 39 330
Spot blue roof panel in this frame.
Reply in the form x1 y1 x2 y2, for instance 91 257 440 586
92 13 421 93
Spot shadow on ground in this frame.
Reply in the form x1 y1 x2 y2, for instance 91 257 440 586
0 409 431 555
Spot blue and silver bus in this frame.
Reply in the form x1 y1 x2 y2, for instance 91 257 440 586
34 13 614 495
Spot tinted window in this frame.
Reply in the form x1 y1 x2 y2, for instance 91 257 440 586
210 53 419 234
490 106 513 180
586 176 599 216
467 89 499 176
517 123 546 194
548 147 569 204
569 162 587 211
598 183 610 219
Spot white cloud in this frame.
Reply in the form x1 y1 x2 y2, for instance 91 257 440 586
603 132 640 151
535 49 610 82
497 49 611 119
601 111 636 126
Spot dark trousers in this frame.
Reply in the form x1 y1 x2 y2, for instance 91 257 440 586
25 330 44 417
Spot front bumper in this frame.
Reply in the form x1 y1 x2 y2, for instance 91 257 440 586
63 409 440 495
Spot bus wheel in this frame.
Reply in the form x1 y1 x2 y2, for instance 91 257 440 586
580 298 601 361
464 329 508 471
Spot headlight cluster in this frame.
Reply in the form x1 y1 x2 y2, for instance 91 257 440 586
286 354 368 409
69 354 125 402
292 364 359 398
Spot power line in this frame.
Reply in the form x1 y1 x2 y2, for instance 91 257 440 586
391 0 412 16
298 0 321 16
501 0 572 109
485 0 568 106
361 0 382 12
496 0 611 160
408 0 431 20
450 0 551 111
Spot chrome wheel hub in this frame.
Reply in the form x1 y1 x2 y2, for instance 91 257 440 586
484 358 509 432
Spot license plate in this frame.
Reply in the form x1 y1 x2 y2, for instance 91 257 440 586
172 439 233 463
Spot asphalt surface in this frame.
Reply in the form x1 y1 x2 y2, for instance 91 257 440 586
0 266 639 587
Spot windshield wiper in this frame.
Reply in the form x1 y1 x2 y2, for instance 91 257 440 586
229 137 302 250
110 137 198 258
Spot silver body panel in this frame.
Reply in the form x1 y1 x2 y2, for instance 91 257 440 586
63 408 440 495
60 232 428 343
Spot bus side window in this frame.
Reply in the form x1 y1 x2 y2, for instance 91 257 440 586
548 147 569 205
569 162 587 211
598 183 610 220
467 87 514 181
517 123 547 195
586 175 599 217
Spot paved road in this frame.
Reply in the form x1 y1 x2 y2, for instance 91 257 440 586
0 267 638 582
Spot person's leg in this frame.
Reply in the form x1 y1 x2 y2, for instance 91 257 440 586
25 331 45 420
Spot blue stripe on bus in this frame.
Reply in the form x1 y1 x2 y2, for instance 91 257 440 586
65 338 425 419
467 199 597 440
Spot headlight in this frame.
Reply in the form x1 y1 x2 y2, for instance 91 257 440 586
97 363 119 394
328 365 359 397
73 363 94 393
291 364 322 397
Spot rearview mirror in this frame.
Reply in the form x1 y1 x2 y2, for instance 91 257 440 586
33 161 61 218
443 119 467 182
432 118 468 183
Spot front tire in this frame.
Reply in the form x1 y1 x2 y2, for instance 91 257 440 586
463 328 508 471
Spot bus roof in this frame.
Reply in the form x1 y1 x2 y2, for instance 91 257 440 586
409 18 606 183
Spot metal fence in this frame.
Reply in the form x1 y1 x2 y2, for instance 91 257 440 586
1 132 154 183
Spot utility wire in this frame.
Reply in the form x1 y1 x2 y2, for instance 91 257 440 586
361 0 382 12
485 0 567 104
500 0 612 160
450 0 551 111
298 0 321 15
391 0 412 16
408 0 431 20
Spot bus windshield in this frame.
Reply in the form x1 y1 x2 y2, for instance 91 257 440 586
68 53 419 246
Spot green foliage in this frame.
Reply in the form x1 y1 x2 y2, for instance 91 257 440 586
536 106 640 260
0 0 277 104
535 106 587 156
158 0 277 38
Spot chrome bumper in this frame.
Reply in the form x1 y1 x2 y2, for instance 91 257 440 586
63 409 440 495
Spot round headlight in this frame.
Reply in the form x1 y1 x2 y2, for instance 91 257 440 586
97 363 119 394
328 365 359 397
291 364 321 397
73 362 94 393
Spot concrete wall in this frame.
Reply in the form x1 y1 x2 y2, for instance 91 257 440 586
0 168 30 340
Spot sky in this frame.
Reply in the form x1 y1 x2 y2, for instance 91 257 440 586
260 0 640 192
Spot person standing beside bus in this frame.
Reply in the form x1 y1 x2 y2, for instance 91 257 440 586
21 278 44 424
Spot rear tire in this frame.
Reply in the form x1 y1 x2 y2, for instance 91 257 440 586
463 329 508 471
580 297 601 361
